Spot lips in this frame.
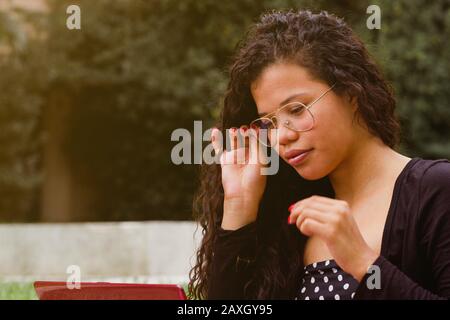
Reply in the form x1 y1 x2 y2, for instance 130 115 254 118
284 148 313 166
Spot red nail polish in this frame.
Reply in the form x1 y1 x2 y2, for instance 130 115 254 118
288 203 295 212
242 127 248 132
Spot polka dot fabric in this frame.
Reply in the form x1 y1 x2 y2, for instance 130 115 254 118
295 259 359 300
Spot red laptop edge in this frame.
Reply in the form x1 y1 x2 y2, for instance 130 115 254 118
33 281 188 300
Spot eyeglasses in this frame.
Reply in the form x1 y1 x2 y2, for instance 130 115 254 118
250 83 336 146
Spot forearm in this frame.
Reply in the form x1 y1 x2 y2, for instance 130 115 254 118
354 255 449 300
207 222 259 299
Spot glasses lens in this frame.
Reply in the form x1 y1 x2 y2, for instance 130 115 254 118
250 118 275 147
251 118 273 130
278 103 313 131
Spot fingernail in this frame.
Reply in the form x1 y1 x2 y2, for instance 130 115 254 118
287 215 291 224
288 203 295 212
242 127 248 132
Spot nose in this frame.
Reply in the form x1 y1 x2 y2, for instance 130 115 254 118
276 124 299 147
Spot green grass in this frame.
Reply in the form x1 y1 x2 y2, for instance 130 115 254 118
0 282 191 300
0 282 38 300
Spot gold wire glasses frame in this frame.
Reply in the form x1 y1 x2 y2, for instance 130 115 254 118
249 83 336 146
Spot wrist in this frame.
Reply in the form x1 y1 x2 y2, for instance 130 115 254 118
222 197 260 230
223 195 260 213
350 249 379 282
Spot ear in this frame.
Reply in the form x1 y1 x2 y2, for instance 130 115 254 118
348 95 358 113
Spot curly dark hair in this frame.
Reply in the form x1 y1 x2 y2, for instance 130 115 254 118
188 9 400 300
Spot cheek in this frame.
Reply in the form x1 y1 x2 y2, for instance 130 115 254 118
299 107 354 178
313 104 355 153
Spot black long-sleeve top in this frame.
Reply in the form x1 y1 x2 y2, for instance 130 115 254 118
207 157 450 299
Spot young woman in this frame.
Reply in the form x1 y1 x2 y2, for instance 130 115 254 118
188 10 450 300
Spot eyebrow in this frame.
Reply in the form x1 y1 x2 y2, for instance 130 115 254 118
257 92 308 117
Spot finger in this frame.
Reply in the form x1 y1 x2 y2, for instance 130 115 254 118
307 196 350 216
289 207 329 226
241 127 251 164
236 126 249 164
222 145 248 165
296 208 331 227
291 196 344 214
226 127 239 163
255 125 270 147
255 129 271 167
248 126 262 164
292 200 335 217
239 126 249 149
211 128 226 166
248 126 259 165
297 218 329 238
287 200 299 224
235 144 247 165
229 127 238 150
288 203 300 224
211 128 223 155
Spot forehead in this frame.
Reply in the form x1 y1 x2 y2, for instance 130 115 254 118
250 63 317 114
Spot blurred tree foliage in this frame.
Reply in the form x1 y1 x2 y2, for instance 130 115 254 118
374 0 450 157
0 10 45 221
0 0 448 222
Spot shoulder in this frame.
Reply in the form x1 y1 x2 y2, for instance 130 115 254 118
410 158 450 221
400 157 450 200
416 158 450 195
408 159 450 256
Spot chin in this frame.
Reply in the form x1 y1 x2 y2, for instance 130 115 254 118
283 156 330 180
294 166 328 180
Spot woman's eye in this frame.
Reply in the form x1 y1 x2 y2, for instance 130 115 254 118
260 119 273 129
251 117 275 130
289 104 306 115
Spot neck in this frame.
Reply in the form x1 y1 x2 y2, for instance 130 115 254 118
329 136 411 207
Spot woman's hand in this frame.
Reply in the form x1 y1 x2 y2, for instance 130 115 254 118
211 126 267 230
288 195 379 282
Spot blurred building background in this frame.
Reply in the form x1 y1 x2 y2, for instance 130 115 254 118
0 0 449 292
